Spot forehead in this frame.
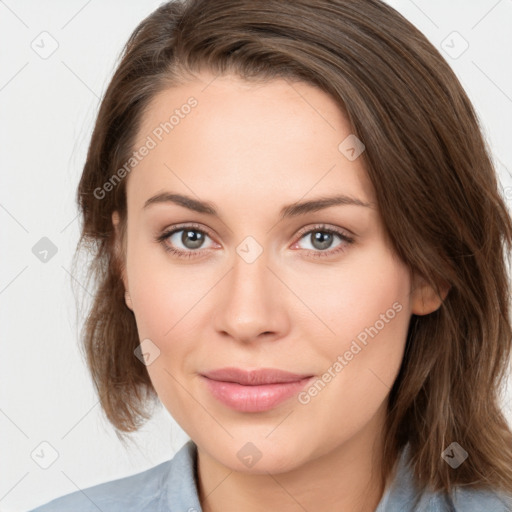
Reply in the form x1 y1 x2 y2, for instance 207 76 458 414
127 72 376 211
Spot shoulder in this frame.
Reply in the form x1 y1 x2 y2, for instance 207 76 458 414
448 485 512 512
28 461 171 512
383 477 512 511
28 440 201 512
377 444 512 512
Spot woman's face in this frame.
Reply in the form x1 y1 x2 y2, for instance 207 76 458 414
114 72 435 473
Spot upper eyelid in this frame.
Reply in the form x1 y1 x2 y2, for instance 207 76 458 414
165 222 216 240
295 223 353 238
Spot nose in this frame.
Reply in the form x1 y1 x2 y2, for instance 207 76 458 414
213 248 290 344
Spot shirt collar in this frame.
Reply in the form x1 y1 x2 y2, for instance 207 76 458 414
165 439 203 512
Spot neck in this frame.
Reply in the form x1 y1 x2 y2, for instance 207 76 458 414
196 403 391 512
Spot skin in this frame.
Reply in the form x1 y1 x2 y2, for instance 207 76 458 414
112 71 444 512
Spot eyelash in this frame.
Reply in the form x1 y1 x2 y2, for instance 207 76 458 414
155 223 354 260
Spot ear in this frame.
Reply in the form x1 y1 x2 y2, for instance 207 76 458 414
112 211 132 311
410 272 450 316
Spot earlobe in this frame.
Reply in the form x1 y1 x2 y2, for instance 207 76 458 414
410 272 450 316
124 290 133 310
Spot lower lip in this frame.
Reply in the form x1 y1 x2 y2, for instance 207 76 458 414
201 376 314 412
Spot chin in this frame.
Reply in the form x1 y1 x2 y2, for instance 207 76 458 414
205 435 315 475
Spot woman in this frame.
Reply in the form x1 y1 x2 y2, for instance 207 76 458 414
30 0 512 510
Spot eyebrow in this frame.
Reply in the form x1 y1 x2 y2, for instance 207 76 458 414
143 192 372 220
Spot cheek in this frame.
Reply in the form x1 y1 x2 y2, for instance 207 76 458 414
296 244 411 347
125 240 203 426
296 246 411 403
125 232 211 338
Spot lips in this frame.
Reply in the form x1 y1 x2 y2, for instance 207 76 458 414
201 367 313 385
200 367 315 412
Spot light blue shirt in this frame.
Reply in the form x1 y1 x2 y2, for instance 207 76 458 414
28 440 512 511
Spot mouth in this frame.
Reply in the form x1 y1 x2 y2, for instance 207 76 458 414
200 367 315 412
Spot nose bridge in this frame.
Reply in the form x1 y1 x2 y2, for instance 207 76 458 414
214 241 287 341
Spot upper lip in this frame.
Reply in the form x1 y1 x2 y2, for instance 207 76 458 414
201 367 313 385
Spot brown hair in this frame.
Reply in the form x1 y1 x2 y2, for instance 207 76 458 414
72 0 512 497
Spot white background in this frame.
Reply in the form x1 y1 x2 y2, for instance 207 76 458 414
1 1 511 511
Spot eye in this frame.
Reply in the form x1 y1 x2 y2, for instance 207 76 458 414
292 224 354 258
156 223 355 260
156 223 216 259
